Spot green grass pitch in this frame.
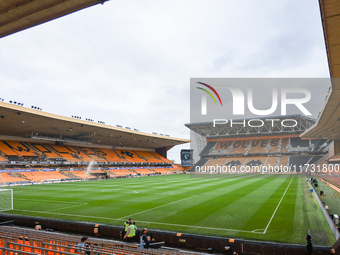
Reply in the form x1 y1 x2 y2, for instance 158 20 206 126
3 174 336 246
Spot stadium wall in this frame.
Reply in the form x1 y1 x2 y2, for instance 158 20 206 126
0 214 334 255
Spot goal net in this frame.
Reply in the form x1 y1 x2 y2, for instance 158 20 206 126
0 189 13 211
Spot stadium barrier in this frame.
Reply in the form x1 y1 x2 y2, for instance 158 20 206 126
0 214 334 255
308 178 340 240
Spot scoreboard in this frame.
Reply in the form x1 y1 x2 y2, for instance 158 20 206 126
181 149 193 167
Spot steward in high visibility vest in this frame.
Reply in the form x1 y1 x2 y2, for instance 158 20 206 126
124 221 137 242
123 218 132 237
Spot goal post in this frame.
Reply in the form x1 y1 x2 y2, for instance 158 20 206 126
0 189 13 211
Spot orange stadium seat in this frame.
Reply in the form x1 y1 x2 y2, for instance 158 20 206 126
87 147 126 163
280 138 290 152
0 173 27 183
64 146 93 162
21 171 69 182
29 143 62 159
1 141 37 157
0 141 19 156
203 157 228 168
115 149 146 163
78 147 108 162
150 151 172 163
133 168 154 175
48 145 80 162
133 150 164 163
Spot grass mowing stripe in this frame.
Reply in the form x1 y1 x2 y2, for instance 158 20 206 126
155 175 273 227
263 175 294 234
292 176 307 244
196 175 287 232
5 174 335 245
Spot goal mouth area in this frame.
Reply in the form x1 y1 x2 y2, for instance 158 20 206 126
0 188 13 211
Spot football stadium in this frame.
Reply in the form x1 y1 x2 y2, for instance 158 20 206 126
1 0 340 255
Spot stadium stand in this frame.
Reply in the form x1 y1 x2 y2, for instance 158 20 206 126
116 150 146 163
0 226 199 255
21 171 70 182
150 152 172 163
224 157 247 170
134 151 164 163
280 138 290 152
0 173 27 183
29 143 62 160
203 157 228 168
193 134 328 174
133 168 155 175
108 169 136 177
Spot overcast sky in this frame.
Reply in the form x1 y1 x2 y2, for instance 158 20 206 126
0 0 330 163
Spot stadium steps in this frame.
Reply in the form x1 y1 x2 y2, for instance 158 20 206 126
199 142 216 156
8 172 28 181
60 171 79 179
278 138 282 152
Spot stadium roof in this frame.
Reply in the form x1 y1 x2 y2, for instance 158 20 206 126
0 102 189 150
0 0 108 38
301 0 340 140
186 115 315 139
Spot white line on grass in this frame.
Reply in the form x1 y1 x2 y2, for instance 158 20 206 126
12 209 259 234
16 198 83 204
263 175 295 234
118 195 198 219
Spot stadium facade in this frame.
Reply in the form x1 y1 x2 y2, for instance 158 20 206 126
186 114 333 173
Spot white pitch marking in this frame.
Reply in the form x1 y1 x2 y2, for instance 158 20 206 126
12 209 261 234
263 175 295 234
119 195 198 219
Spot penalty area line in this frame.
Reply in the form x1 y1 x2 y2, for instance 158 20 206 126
119 195 198 220
263 175 295 234
12 209 261 234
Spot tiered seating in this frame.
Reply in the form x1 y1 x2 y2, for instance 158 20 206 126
329 152 340 163
108 169 135 176
21 171 69 182
69 170 87 179
0 226 198 255
264 156 278 168
89 148 126 163
150 152 172 163
78 147 107 162
224 157 247 170
133 168 154 175
134 151 164 163
278 157 288 168
0 141 18 156
213 141 233 152
64 146 93 162
228 140 250 154
203 157 228 168
116 150 146 163
29 143 62 159
1 141 37 157
49 145 79 162
152 168 172 174
266 139 280 153
280 138 290 152
247 139 270 154
0 173 27 183
0 155 7 161
244 156 267 167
